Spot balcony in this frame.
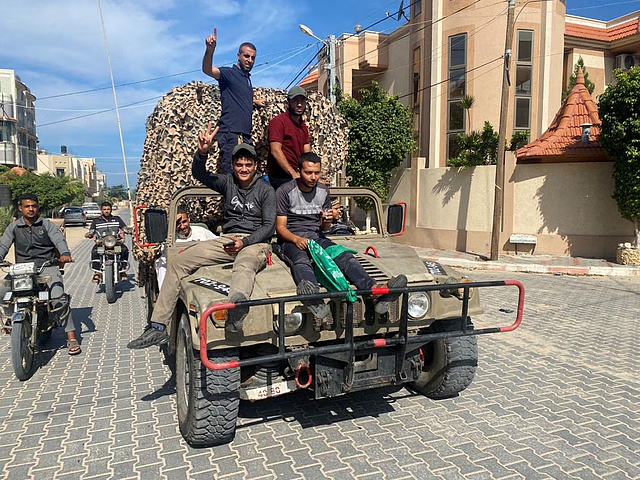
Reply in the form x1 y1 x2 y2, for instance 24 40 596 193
0 143 17 166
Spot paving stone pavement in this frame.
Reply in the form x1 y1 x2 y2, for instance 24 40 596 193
0 233 638 479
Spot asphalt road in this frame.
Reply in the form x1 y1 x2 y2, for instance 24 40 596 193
0 226 638 479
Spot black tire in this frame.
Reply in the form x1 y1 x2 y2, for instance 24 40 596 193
410 318 478 399
105 262 116 304
176 311 240 447
11 317 34 381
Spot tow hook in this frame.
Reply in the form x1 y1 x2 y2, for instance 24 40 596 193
411 349 425 380
294 363 312 389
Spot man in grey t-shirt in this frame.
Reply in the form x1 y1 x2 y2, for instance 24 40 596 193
275 152 406 332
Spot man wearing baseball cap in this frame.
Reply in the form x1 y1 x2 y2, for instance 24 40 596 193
267 86 311 189
128 123 276 347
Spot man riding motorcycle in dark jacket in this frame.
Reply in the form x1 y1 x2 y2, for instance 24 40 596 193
0 194 81 355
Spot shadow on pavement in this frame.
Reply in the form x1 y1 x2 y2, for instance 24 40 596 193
238 384 412 431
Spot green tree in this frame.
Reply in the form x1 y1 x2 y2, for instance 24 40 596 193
563 57 596 100
105 184 128 200
337 82 415 209
1 171 86 215
598 67 640 247
460 94 475 134
447 121 499 168
0 206 12 235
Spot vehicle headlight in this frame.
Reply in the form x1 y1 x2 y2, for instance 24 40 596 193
103 235 117 248
274 312 304 335
408 292 430 320
12 276 34 292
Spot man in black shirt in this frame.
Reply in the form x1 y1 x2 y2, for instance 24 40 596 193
128 123 276 349
0 194 81 355
85 201 129 282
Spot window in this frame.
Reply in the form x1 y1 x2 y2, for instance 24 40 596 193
56 168 65 177
447 34 467 160
514 30 533 131
413 0 421 17
413 47 421 107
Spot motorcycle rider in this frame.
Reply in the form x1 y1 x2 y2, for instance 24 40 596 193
85 201 129 283
0 194 81 355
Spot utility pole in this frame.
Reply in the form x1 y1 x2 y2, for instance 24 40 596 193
327 35 337 104
490 0 516 261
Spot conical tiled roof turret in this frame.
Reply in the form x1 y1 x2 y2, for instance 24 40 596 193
516 66 609 163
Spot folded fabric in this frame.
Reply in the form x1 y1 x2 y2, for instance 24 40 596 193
307 239 357 303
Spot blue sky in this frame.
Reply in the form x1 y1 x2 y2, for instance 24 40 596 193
1 0 638 187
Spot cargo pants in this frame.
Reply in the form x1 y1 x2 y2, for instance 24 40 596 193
149 236 270 329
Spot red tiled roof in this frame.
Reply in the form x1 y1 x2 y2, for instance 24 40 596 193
299 69 318 87
565 17 639 42
516 67 609 163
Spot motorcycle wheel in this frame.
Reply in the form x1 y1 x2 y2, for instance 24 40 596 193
11 316 34 381
105 262 116 304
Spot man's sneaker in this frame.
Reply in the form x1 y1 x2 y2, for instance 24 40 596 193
297 280 331 331
127 323 169 349
92 273 100 283
374 275 408 315
226 293 249 334
120 272 128 282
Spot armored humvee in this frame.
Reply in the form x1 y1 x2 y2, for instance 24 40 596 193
134 186 523 447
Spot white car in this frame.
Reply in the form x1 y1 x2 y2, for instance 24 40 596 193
82 202 101 220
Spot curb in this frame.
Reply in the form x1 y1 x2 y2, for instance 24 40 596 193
423 256 640 278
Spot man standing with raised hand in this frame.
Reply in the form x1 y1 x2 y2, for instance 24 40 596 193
202 27 265 175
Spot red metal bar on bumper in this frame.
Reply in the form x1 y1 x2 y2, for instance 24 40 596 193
500 280 525 332
199 302 240 370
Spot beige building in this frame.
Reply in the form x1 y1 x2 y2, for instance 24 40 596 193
36 147 105 197
302 2 640 258
0 69 38 170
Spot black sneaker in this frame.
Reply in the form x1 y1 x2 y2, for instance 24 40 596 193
297 280 331 331
374 275 408 315
127 324 169 349
226 293 249 334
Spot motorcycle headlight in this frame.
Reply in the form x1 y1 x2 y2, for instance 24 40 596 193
273 312 304 335
408 292 430 320
103 235 117 248
12 276 34 292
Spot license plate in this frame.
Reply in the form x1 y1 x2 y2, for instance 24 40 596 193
243 379 297 401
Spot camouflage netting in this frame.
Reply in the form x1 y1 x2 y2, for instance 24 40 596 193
134 82 349 280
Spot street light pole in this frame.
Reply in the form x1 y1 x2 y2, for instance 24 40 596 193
299 24 337 104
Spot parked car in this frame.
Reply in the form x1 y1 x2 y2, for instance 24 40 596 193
82 203 101 220
62 207 87 227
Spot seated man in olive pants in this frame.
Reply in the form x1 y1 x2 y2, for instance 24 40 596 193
128 123 275 348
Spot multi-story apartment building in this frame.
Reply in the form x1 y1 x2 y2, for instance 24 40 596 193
305 2 640 168
0 69 38 170
36 146 105 197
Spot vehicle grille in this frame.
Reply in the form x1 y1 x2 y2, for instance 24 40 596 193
354 255 390 283
334 256 400 326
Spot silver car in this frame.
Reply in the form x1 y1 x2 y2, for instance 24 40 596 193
62 206 87 227
82 203 101 220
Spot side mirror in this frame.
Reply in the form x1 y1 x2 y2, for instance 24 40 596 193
387 203 405 236
144 208 168 244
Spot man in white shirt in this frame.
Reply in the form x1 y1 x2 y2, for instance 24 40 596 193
155 206 217 289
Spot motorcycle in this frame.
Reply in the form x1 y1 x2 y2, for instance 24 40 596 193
0 259 68 381
90 226 128 304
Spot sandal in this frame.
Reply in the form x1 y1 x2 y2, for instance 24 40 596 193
67 338 82 356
